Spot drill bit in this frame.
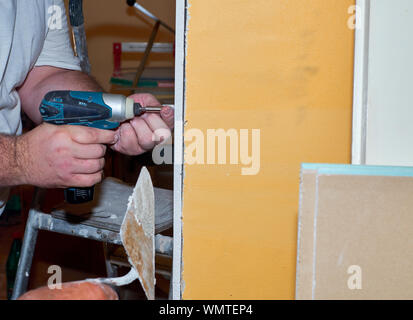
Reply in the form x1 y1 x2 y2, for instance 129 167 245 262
133 103 163 116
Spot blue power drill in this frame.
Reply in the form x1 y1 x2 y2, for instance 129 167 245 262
39 90 162 204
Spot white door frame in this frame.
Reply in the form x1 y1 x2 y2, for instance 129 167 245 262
172 0 186 300
352 0 371 165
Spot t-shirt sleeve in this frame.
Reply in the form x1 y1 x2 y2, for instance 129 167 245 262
35 0 81 71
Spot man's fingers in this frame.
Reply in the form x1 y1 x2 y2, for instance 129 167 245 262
140 113 171 143
160 106 174 129
130 117 158 151
112 123 145 155
109 94 174 156
71 158 105 174
67 125 116 144
128 92 173 131
71 172 103 187
140 112 168 131
72 143 106 159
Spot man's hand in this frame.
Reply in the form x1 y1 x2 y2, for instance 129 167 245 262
111 94 174 156
17 123 116 188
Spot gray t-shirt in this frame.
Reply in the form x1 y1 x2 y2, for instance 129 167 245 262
0 0 81 214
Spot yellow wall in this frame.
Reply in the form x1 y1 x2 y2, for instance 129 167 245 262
182 0 355 299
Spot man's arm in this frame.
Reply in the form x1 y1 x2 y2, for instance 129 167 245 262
18 66 175 156
1 0 170 190
18 66 101 124
0 135 25 187
3 65 173 189
0 66 114 189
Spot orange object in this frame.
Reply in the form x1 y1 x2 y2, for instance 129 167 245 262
18 281 118 300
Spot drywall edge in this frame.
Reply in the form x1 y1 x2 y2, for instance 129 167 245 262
172 0 186 300
351 0 370 165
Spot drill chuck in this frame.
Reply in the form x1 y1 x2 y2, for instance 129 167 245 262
133 103 163 116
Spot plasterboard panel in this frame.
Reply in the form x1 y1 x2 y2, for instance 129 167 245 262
297 164 413 299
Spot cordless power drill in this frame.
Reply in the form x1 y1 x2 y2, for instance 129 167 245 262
39 90 162 204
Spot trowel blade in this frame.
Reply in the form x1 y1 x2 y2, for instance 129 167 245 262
120 167 155 300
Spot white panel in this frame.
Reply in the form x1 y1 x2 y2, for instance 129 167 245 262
172 0 186 300
352 0 370 165
365 0 413 165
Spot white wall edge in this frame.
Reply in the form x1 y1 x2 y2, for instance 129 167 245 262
172 0 186 300
352 0 370 165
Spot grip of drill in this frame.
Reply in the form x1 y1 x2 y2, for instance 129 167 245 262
40 90 117 204
64 186 94 204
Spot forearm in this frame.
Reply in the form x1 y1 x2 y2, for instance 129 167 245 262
18 66 102 124
0 134 27 187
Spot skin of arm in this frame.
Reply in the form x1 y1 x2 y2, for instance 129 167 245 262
18 66 102 124
0 134 25 187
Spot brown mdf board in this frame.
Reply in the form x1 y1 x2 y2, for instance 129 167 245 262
296 169 318 299
296 164 413 300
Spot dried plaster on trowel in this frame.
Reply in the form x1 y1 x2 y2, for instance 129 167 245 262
88 167 156 300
